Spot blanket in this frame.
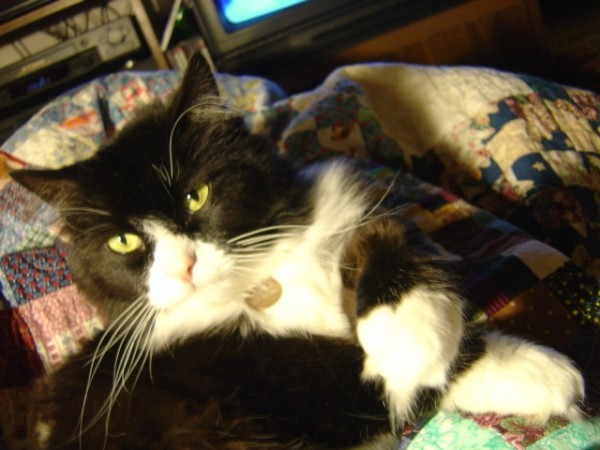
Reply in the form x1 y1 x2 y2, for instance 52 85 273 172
1 63 599 449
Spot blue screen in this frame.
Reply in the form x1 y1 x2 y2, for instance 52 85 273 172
218 0 308 25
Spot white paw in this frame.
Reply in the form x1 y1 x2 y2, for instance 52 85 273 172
356 287 464 424
441 331 585 423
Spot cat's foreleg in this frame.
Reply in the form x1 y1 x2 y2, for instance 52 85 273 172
342 217 465 427
343 217 585 427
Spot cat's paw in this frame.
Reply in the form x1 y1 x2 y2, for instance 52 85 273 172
441 331 585 424
356 286 464 425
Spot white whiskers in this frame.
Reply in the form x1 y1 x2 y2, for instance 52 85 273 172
77 297 156 450
152 164 173 196
225 179 405 279
165 99 238 185
227 224 310 246
59 207 112 217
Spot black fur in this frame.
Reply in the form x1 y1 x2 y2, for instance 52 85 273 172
42 333 391 449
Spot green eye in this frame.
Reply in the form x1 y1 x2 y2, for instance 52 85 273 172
185 183 209 213
107 233 143 255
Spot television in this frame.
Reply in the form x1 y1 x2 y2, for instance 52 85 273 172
191 0 465 77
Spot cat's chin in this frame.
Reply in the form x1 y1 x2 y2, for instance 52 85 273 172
148 268 234 311
146 271 268 350
150 302 239 350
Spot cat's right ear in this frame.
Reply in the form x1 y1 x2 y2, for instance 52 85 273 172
169 52 219 116
10 168 78 209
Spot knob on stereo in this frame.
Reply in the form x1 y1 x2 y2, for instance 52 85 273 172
106 27 126 46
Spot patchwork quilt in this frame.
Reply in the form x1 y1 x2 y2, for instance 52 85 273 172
1 63 599 449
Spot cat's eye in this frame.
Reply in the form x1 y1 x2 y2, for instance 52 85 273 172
107 233 143 255
185 183 209 213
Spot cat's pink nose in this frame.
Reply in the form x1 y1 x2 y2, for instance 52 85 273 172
183 254 196 282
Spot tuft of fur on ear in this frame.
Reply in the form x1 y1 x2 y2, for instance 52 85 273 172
169 52 220 119
10 167 79 209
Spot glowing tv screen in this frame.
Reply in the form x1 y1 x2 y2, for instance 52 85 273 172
192 0 463 78
218 0 308 26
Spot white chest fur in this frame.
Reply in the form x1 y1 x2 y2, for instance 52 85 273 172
248 162 370 337
147 162 369 348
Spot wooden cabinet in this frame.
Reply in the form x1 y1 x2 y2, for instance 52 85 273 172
273 0 547 92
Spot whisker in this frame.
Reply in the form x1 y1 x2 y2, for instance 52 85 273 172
174 161 181 183
78 297 152 448
113 307 155 394
357 205 407 230
234 233 301 248
231 205 404 253
227 173 403 254
229 247 276 255
112 330 140 393
231 253 274 261
59 207 112 217
131 312 156 387
167 100 237 182
232 241 282 252
85 299 147 365
124 324 154 392
112 308 152 380
78 224 114 239
362 170 402 221
61 219 114 238
152 164 172 196
102 307 155 438
227 224 308 245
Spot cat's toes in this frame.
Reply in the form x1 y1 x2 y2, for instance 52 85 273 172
356 287 464 424
441 331 585 423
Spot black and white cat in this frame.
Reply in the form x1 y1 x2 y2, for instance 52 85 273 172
13 54 584 449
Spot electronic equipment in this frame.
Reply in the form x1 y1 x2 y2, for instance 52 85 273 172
0 16 142 117
191 0 464 75
0 0 53 24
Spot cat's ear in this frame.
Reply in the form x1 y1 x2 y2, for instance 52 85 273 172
169 52 219 116
10 167 79 209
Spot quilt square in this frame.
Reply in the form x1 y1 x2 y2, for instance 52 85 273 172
0 247 72 307
490 281 582 348
463 255 539 315
18 286 100 369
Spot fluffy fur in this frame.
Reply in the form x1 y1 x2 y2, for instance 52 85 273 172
12 53 584 449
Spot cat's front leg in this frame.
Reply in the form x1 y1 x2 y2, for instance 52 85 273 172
342 216 466 426
342 217 585 427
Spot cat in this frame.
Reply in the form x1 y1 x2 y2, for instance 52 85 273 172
12 53 585 449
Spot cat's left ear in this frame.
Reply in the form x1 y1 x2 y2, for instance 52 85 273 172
10 167 79 209
169 52 219 117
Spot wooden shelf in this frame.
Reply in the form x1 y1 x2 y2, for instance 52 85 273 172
271 0 548 92
333 0 546 67
0 0 88 41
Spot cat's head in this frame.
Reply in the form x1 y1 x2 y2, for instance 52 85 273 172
11 54 309 348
